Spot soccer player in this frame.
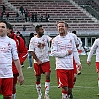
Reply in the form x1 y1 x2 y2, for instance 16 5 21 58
68 31 80 98
72 30 82 75
0 21 24 99
72 30 82 52
29 25 52 99
51 21 82 99
68 30 82 98
87 38 99 88
7 23 28 99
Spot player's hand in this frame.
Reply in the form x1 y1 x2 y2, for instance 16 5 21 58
17 75 24 85
77 64 82 71
68 50 72 55
37 60 42 65
87 61 91 66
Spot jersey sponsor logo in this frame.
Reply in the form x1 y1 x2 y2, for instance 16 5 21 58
0 42 11 52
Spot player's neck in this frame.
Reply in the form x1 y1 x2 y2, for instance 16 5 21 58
60 31 67 36
0 34 7 37
37 34 43 38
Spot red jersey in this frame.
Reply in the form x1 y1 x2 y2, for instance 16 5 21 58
9 32 28 74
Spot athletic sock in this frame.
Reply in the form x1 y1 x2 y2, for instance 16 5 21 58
62 90 68 99
98 77 99 87
36 82 42 96
45 80 50 95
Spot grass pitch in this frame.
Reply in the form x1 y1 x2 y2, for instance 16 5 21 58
16 55 99 99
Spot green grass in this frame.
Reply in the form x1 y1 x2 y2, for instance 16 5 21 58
16 55 99 99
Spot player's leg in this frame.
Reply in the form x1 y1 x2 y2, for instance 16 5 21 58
68 70 74 99
12 74 19 99
36 75 42 99
56 69 69 99
34 63 42 99
62 87 68 99
44 72 50 99
2 78 13 99
42 62 51 99
68 59 76 99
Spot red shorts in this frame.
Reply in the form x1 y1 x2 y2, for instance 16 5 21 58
73 59 77 74
96 62 99 73
56 69 74 88
0 78 13 96
34 61 51 76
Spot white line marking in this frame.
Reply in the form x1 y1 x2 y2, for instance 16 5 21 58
17 85 97 88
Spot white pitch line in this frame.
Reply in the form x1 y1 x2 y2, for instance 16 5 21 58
17 85 97 89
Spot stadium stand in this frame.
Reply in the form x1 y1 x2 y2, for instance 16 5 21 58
73 0 99 20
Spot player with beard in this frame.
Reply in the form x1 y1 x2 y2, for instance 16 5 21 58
29 25 52 99
51 21 82 99
7 23 28 99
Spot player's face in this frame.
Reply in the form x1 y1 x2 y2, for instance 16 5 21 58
0 22 7 37
16 33 20 37
38 27 44 37
57 23 66 35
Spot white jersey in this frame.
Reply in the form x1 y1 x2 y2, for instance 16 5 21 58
29 35 52 63
69 33 79 45
87 38 99 62
77 37 82 50
0 36 19 78
51 33 80 70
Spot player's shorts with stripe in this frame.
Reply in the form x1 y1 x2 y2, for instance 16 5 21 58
34 61 51 76
56 69 74 88
96 62 99 73
0 78 13 96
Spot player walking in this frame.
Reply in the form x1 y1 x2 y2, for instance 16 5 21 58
87 38 99 89
29 25 52 99
51 21 82 99
0 20 24 99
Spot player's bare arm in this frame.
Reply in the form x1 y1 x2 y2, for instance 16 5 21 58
30 51 42 65
14 59 24 85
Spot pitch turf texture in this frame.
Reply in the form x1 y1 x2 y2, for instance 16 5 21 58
16 55 99 99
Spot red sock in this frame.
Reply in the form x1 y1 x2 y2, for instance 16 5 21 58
36 82 40 84
62 89 68 94
45 79 50 82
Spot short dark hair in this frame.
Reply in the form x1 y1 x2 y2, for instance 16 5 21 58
7 23 13 30
57 21 68 27
72 30 76 34
35 25 42 31
16 31 20 34
0 20 9 28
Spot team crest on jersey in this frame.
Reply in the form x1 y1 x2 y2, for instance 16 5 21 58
0 42 11 52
